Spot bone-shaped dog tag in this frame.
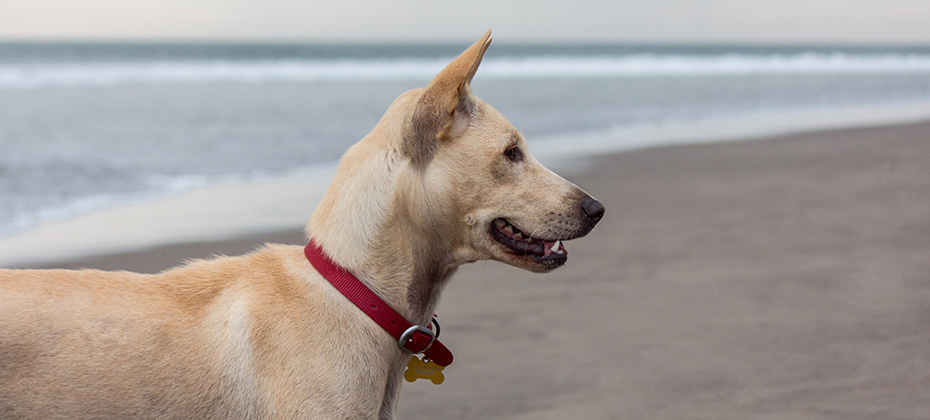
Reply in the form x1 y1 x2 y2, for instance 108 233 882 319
404 356 445 385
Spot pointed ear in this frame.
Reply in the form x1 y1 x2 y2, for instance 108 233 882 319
424 30 492 112
404 30 492 166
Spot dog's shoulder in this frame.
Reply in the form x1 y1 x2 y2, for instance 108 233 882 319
157 243 321 306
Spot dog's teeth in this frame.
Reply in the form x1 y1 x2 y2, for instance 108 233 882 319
494 219 506 228
551 240 561 252
513 232 523 239
503 224 514 234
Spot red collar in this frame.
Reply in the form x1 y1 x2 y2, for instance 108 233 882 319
304 239 454 367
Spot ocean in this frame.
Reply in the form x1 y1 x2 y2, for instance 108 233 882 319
2 41 930 239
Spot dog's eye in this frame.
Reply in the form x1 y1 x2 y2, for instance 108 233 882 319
504 145 523 162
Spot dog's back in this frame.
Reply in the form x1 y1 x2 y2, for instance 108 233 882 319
0 245 311 418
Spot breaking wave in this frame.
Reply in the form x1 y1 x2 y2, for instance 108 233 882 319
3 53 930 88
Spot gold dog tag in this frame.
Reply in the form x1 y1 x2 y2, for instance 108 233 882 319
404 356 445 384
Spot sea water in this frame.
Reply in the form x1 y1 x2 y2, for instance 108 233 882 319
2 42 930 238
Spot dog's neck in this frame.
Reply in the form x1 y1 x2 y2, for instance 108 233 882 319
369 224 458 324
306 138 458 326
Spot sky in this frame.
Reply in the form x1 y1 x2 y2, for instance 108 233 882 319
2 0 930 44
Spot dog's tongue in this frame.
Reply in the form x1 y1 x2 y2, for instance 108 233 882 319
542 240 567 257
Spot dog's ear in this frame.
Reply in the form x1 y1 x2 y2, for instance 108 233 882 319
404 30 492 166
425 30 492 111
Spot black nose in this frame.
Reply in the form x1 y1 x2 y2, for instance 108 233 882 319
581 196 605 224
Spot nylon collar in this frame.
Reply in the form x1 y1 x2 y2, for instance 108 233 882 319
304 239 454 367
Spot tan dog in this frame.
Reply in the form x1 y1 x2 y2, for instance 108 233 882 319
0 31 604 419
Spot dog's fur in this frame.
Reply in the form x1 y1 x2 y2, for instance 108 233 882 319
0 32 603 419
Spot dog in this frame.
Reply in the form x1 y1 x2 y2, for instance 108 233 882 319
0 31 604 419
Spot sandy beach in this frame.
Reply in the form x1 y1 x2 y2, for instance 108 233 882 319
19 121 930 419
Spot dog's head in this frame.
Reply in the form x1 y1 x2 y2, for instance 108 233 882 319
394 31 604 273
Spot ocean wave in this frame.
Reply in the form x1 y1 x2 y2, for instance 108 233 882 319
3 53 930 88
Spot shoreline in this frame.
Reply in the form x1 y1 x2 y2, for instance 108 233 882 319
4 100 930 268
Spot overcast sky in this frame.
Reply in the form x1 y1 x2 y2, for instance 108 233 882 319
2 0 929 44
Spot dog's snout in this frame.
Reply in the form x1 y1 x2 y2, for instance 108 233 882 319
581 196 605 225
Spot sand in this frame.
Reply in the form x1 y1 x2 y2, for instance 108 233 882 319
19 122 930 419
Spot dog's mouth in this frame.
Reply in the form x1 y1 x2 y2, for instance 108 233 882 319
489 218 568 268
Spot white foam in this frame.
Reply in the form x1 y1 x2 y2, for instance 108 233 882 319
0 169 304 239
4 52 930 89
484 53 930 78
531 101 930 168
537 101 929 155
0 165 335 267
